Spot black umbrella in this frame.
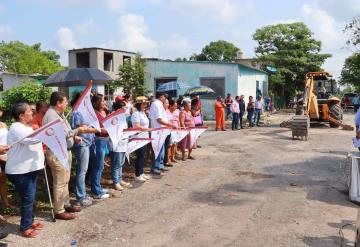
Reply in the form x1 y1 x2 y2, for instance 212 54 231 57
44 68 113 87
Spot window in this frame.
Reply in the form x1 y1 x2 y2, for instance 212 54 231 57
104 52 113 71
123 56 131 64
155 77 177 99
104 84 114 101
200 77 225 99
76 52 90 68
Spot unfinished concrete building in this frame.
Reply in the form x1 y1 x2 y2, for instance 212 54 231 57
68 47 136 101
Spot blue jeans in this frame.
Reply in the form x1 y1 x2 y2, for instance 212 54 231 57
92 137 109 196
255 109 261 126
152 144 165 171
247 110 254 126
226 107 231 120
7 170 38 231
73 143 95 202
232 113 239 129
135 145 146 177
110 151 126 184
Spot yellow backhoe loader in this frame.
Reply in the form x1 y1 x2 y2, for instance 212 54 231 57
283 72 353 140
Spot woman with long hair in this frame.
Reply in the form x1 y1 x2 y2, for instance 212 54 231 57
91 94 111 199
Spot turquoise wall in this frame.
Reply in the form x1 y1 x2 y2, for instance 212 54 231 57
145 60 268 120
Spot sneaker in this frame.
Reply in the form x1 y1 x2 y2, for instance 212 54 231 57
120 181 132 188
80 197 93 207
102 188 109 194
141 174 150 180
135 175 146 182
151 169 162 175
160 167 170 172
93 193 110 199
113 183 124 191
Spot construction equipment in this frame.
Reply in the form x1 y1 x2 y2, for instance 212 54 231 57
287 72 354 140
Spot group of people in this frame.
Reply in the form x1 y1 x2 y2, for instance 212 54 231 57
0 91 204 238
215 93 267 131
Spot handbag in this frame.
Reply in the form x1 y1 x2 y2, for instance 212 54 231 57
194 115 202 125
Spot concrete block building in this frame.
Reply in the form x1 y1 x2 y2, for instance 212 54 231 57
145 59 268 120
67 47 136 100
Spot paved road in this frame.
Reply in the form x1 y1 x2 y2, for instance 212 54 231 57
1 113 357 247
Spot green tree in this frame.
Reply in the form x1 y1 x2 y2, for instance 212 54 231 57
0 79 53 123
190 40 239 62
344 15 360 51
0 41 63 75
253 22 331 103
339 53 360 89
112 53 149 96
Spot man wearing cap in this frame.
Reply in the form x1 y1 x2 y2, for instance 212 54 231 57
149 93 175 175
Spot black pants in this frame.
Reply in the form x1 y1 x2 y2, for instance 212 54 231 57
239 112 244 128
164 135 171 164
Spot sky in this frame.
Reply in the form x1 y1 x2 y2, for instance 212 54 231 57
0 0 358 79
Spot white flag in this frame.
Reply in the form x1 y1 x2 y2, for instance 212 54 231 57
189 127 208 147
170 129 189 143
72 81 100 130
123 128 142 139
28 119 69 170
127 138 152 154
151 128 171 159
102 109 127 152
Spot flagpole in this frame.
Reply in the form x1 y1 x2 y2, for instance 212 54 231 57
43 163 56 222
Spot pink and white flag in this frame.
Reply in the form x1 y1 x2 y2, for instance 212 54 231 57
27 119 69 170
170 129 189 143
151 127 171 159
123 128 142 140
127 138 152 154
72 81 100 130
125 137 152 162
101 109 127 151
189 126 208 147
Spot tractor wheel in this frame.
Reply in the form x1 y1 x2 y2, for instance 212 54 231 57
329 103 343 128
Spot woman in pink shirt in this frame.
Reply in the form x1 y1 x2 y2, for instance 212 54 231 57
166 99 180 163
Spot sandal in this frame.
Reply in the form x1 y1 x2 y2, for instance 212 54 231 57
188 156 195 160
31 222 44 230
22 229 39 238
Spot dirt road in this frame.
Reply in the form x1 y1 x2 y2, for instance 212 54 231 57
0 112 357 247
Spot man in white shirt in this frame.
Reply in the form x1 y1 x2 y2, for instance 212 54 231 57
254 96 264 127
149 93 175 175
230 96 240 130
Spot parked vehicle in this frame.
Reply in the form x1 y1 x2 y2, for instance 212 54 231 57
341 93 358 108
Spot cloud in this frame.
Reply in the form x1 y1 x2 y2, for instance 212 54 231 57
301 4 342 51
171 0 252 23
56 27 78 50
74 19 100 35
115 14 158 55
315 0 360 22
159 33 195 59
0 25 13 39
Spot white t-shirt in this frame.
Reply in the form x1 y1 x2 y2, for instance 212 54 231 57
6 122 44 174
149 99 168 128
131 110 149 128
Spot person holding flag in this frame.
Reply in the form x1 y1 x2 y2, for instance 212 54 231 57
149 93 175 175
42 92 88 220
106 100 131 191
131 96 151 182
6 103 45 238
91 94 112 198
71 93 99 207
